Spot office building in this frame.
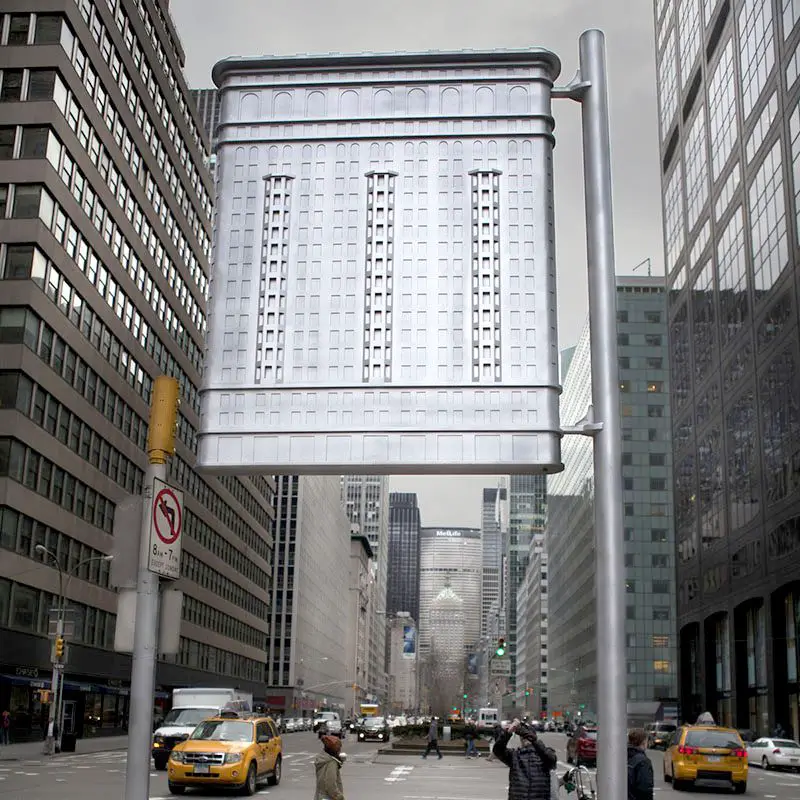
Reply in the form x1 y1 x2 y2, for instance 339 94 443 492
547 277 677 717
341 475 389 704
425 579 466 715
387 491 420 621
386 612 418 714
0 1 275 742
516 548 548 717
268 475 350 715
345 534 373 718
190 88 220 176
655 0 800 735
506 474 547 692
481 484 507 638
418 527 482 660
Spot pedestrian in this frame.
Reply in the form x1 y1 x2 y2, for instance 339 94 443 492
314 734 345 800
1 710 10 745
627 728 654 800
493 721 556 800
422 717 443 759
487 721 504 762
464 720 478 758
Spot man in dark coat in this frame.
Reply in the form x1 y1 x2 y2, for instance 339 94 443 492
627 728 654 800
493 721 556 800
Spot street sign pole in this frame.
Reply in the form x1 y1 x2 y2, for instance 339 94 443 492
125 377 180 800
564 29 627 800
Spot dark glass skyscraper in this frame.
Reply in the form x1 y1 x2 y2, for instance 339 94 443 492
655 0 800 735
387 492 420 621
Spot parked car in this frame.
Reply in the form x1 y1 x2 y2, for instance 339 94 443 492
357 716 391 742
167 715 282 796
646 721 677 750
566 726 598 767
747 737 800 771
663 723 747 793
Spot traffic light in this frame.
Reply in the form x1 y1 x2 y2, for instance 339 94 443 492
495 637 506 657
146 376 181 463
463 693 468 699
54 637 65 661
525 688 531 697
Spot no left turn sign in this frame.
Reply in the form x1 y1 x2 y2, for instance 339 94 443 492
147 478 184 580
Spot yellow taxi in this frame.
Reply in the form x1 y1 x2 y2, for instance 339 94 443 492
663 723 748 793
167 715 282 795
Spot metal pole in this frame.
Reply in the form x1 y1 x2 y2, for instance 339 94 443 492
43 558 64 756
578 29 626 800
124 462 162 800
126 374 180 800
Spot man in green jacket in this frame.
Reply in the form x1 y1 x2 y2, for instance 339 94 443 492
315 734 346 800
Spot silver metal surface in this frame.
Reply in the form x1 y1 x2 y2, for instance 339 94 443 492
199 50 563 475
124 468 163 800
577 29 626 800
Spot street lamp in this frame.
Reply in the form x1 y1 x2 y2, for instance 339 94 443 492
35 544 113 755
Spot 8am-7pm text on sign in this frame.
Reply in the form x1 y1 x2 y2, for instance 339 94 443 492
147 477 183 580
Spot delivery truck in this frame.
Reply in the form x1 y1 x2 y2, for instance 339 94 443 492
151 688 253 770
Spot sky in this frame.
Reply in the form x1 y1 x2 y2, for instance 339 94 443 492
169 0 664 528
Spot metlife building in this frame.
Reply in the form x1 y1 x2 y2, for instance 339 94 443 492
418 527 482 660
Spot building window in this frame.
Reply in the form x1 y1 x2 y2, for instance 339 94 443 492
620 380 631 392
617 310 629 323
659 31 678 133
653 659 671 673
645 335 663 346
470 169 502 382
652 555 669 567
651 478 667 491
652 529 669 543
708 39 738 179
684 107 709 229
645 311 662 323
652 580 670 594
618 333 629 346
749 141 788 301
647 381 663 393
678 0 701 86
648 404 664 417
650 453 666 466
664 165 685 270
653 607 671 621
0 70 23 102
8 15 31 45
739 0 775 119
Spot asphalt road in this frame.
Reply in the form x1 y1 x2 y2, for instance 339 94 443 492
1 731 799 798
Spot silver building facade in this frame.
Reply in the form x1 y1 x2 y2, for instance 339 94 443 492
0 1 275 742
655 0 800 735
198 49 564 475
547 279 677 717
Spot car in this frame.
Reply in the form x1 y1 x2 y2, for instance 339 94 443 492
314 711 343 737
167 715 282 796
646 721 677 750
566 726 597 767
663 724 747 793
357 717 391 742
747 737 800 771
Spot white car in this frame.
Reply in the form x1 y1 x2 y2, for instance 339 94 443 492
747 737 800 770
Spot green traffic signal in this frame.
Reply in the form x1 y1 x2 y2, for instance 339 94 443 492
463 693 468 699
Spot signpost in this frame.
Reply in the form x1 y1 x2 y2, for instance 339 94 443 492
490 659 511 677
147 478 183 580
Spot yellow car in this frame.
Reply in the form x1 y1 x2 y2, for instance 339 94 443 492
167 715 282 795
664 724 748 793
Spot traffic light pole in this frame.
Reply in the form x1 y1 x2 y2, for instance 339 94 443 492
43 617 63 756
125 377 179 800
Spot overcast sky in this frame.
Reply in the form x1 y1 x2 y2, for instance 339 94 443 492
170 0 663 528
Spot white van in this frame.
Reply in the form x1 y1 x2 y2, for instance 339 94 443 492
477 707 500 732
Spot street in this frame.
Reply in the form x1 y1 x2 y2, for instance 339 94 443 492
1 732 799 799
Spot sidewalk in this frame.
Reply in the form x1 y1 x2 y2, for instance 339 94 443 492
0 734 128 761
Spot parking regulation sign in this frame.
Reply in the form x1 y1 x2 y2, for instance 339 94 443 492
147 478 183 580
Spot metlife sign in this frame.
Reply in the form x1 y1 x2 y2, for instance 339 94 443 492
422 527 481 541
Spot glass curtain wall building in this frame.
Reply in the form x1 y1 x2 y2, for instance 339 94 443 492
547 278 677 716
481 484 507 638
506 474 546 693
0 2 274 742
654 0 800 735
387 492 421 621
